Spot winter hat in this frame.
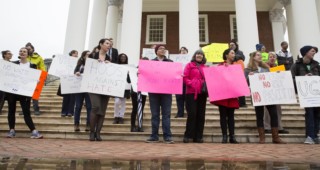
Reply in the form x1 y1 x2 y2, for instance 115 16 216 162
154 45 166 54
255 44 264 51
300 45 317 57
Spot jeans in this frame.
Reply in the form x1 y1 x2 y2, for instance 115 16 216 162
61 94 75 115
305 107 320 139
74 93 91 125
175 84 186 117
149 93 172 140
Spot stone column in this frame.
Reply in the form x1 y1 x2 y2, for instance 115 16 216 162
235 0 259 65
179 0 199 54
120 0 142 66
269 8 286 51
105 0 120 45
64 0 90 54
316 0 320 29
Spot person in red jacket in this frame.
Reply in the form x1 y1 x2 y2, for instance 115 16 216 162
212 49 239 144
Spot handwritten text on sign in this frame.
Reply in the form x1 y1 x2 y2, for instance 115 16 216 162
295 76 320 108
81 58 128 97
60 75 83 94
48 55 78 77
203 64 250 102
0 60 41 97
138 60 183 94
249 71 297 106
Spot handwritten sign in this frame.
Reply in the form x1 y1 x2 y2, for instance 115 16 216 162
137 60 183 94
169 54 192 69
60 75 83 94
203 64 250 102
127 66 148 96
32 71 48 100
81 58 128 97
249 71 297 106
269 65 285 72
48 55 78 77
0 60 41 97
142 48 169 60
295 76 320 108
202 43 228 62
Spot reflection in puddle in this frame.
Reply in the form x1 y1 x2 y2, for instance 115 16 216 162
1 157 320 170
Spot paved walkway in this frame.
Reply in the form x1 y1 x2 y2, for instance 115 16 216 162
0 138 319 163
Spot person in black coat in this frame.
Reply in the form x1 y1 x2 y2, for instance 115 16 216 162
107 38 119 63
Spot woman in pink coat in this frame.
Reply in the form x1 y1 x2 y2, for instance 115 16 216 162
183 49 207 143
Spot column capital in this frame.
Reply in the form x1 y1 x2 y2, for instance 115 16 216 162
108 0 123 7
278 0 290 7
269 8 286 22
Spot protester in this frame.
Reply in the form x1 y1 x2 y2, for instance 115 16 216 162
107 38 119 63
146 45 174 144
291 45 320 144
6 47 43 138
245 51 285 144
182 49 207 143
25 43 46 116
175 46 188 118
211 49 240 144
88 38 112 141
256 43 269 63
73 50 92 132
276 41 293 70
0 50 12 114
69 50 78 58
113 53 130 124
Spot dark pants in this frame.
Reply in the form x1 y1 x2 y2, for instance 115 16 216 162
255 105 278 128
6 93 35 131
74 93 91 125
218 106 235 136
0 91 5 113
304 107 320 139
130 92 146 127
149 93 172 140
184 93 207 140
61 94 75 115
238 96 246 106
89 93 110 133
32 99 39 112
175 84 186 117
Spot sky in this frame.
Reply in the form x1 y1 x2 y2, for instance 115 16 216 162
0 0 70 60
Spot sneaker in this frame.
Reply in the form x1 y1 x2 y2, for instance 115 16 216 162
314 137 319 144
145 138 159 143
34 111 40 116
67 113 73 117
304 136 315 144
30 130 43 139
61 113 66 117
74 124 80 132
278 129 289 134
164 138 174 144
7 129 15 138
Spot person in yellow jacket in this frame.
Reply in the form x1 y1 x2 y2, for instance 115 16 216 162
25 42 46 115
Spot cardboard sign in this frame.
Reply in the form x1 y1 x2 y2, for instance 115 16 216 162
60 75 83 94
202 43 229 62
295 76 320 108
48 55 78 77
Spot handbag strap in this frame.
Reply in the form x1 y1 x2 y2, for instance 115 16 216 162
196 64 205 80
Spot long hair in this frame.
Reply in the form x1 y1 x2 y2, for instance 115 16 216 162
222 48 233 60
97 38 111 50
247 51 269 71
77 50 90 66
191 49 207 64
117 53 128 64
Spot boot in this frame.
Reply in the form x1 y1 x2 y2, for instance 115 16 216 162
89 131 95 141
229 135 239 144
130 125 137 132
89 114 97 141
95 115 104 141
85 123 90 132
271 128 286 144
74 124 80 132
118 117 124 124
257 128 265 144
113 117 118 124
222 135 228 143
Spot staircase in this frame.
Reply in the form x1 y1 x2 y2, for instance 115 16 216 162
0 81 307 143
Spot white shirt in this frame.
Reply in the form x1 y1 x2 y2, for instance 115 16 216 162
19 61 30 69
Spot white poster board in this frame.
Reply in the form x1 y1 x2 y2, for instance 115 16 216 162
127 66 148 96
80 58 128 97
48 55 78 77
249 71 297 106
0 60 41 97
169 54 192 70
60 75 82 94
295 76 320 108
142 48 169 60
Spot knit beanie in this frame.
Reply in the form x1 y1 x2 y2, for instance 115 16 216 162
255 44 264 51
300 45 317 57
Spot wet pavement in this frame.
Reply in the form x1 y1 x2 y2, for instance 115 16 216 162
0 138 320 169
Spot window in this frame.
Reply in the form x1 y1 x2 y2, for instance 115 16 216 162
199 14 209 44
146 15 166 44
229 15 238 40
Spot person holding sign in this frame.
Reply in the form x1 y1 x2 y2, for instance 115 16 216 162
146 45 174 144
211 49 240 144
0 50 12 114
291 45 320 144
245 51 285 144
6 47 43 139
182 49 207 143
88 38 112 141
73 50 92 132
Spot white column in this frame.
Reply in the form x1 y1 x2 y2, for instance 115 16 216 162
116 9 123 50
120 0 142 66
269 9 286 51
283 1 298 58
316 0 320 29
64 0 90 54
235 0 259 66
88 0 108 50
286 0 320 57
179 0 199 54
105 0 120 46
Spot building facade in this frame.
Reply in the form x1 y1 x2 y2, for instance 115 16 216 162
64 0 320 65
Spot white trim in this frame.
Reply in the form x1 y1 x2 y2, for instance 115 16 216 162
199 14 209 44
146 15 166 44
229 14 237 40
